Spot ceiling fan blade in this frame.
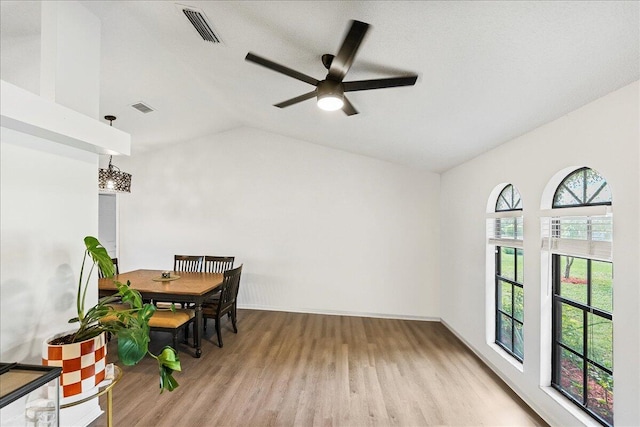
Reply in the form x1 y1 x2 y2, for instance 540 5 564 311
342 97 358 116
343 76 418 92
274 90 317 108
246 52 319 86
328 20 370 81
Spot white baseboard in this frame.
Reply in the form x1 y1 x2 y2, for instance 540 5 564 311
440 319 559 427
237 304 440 322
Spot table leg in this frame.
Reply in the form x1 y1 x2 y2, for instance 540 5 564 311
194 302 202 358
107 388 113 427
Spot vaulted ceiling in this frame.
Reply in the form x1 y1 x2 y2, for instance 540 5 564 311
1 1 638 172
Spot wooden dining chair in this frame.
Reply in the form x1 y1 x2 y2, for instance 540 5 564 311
98 258 119 279
202 264 243 348
160 255 204 309
148 308 195 350
203 256 235 273
201 256 235 316
173 255 203 272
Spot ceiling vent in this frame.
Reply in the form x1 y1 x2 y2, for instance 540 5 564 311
131 102 155 114
179 5 221 43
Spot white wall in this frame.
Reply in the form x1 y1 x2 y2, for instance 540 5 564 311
0 128 99 363
118 127 441 319
440 81 639 426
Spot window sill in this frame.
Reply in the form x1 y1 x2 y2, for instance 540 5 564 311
489 343 524 372
540 386 603 427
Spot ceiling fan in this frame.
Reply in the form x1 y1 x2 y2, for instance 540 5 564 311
245 20 418 116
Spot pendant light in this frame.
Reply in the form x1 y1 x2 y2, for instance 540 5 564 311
98 115 132 193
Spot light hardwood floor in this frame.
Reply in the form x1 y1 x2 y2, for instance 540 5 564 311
91 309 547 426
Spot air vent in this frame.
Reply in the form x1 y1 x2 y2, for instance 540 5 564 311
181 6 221 43
131 102 155 114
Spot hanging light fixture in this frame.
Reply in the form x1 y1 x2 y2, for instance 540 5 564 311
98 115 132 193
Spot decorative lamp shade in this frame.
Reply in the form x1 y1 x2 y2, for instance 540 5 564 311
98 154 132 193
98 166 132 193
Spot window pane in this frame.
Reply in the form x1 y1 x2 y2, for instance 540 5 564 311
588 314 612 370
498 218 517 239
516 249 524 283
584 169 612 205
560 256 587 304
497 313 513 349
587 364 614 426
515 216 523 239
514 321 524 359
558 347 584 402
591 261 613 313
513 286 524 322
496 184 523 211
560 303 584 354
555 183 584 207
500 247 515 280
499 280 512 315
496 192 511 211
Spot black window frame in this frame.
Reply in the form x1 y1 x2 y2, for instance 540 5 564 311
551 255 613 426
495 246 524 361
493 183 524 362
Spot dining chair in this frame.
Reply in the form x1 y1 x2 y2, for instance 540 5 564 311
202 264 243 348
201 256 235 315
166 255 204 308
203 256 235 273
148 308 195 350
173 255 203 272
98 257 119 279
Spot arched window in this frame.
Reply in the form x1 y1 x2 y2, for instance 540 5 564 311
496 184 523 211
489 184 524 362
547 167 613 426
553 167 612 208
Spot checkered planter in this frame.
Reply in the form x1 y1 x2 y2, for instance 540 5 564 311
42 331 107 398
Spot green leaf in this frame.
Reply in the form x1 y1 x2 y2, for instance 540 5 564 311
137 304 156 323
84 236 114 277
159 366 179 393
156 346 181 392
158 346 182 372
118 281 143 309
117 328 149 365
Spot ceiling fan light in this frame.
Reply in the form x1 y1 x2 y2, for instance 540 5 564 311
317 94 344 111
317 80 344 112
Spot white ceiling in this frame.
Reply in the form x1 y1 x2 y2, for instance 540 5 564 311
1 1 638 172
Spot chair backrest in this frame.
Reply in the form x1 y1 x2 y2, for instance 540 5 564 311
98 257 120 278
203 256 235 273
174 255 203 272
216 264 243 315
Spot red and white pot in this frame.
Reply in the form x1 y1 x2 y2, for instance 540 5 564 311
42 331 107 398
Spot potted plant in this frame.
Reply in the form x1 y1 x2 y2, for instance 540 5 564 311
43 236 181 397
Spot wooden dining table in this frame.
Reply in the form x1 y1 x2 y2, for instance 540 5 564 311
98 269 224 358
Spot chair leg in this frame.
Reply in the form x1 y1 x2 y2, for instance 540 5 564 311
173 331 178 350
231 307 238 333
215 318 223 348
183 322 190 343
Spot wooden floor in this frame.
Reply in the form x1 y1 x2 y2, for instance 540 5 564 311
90 309 547 426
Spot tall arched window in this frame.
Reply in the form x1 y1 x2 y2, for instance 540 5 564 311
489 184 524 361
546 167 613 426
